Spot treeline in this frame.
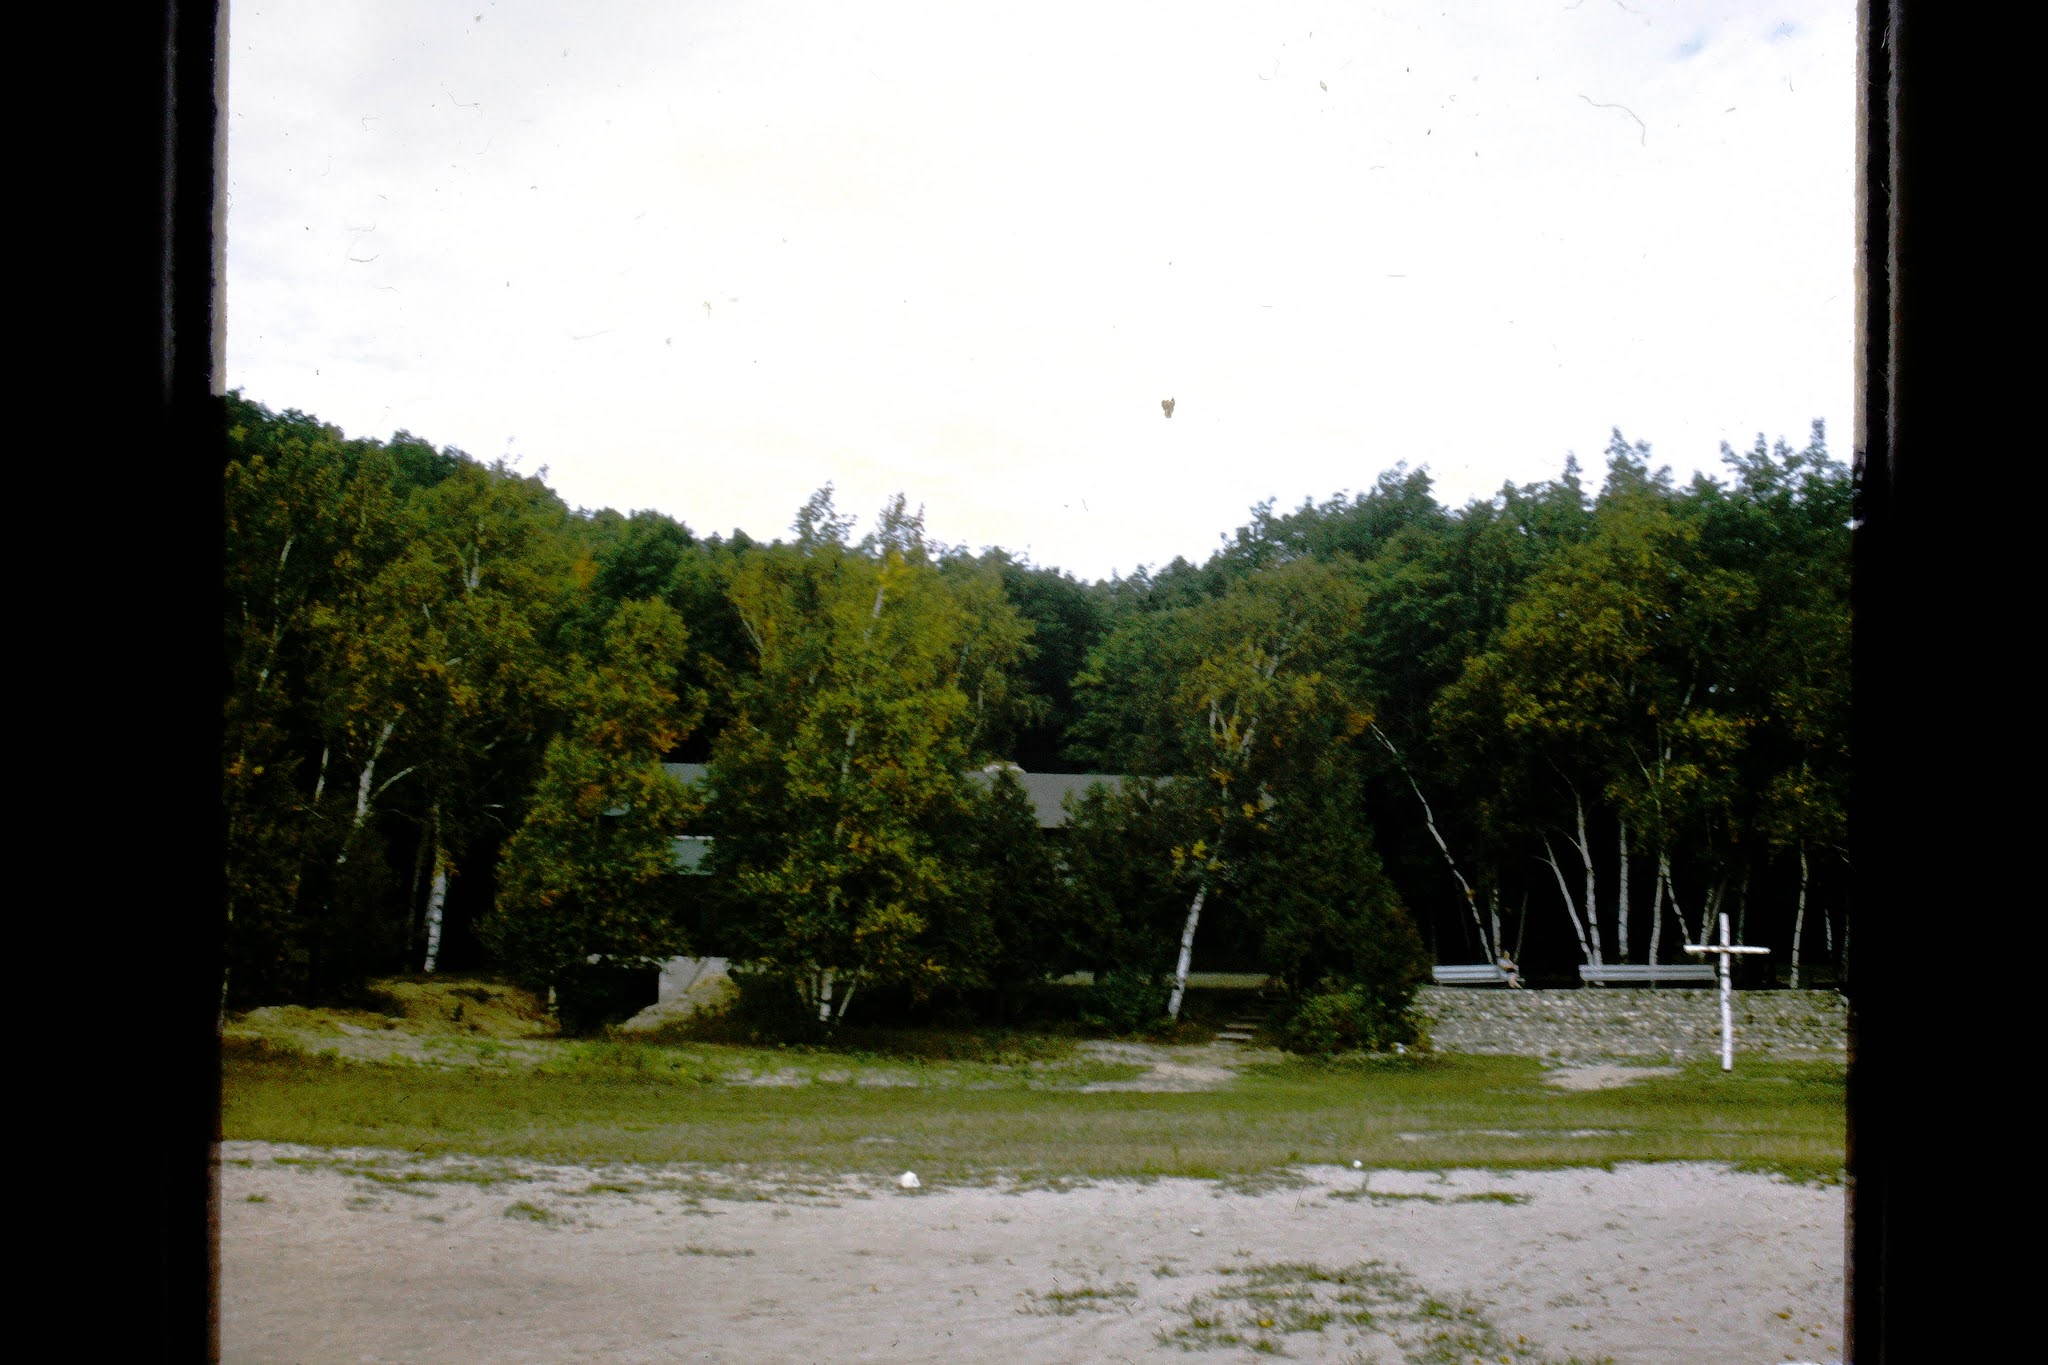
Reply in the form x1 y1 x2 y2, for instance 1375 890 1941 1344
223 394 1846 1034
1072 429 1848 991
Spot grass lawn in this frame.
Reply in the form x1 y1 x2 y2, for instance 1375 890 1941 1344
223 1037 1844 1184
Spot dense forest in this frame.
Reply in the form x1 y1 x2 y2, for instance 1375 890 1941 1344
224 394 1847 1034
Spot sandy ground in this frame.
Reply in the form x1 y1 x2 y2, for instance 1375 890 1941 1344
222 1142 1843 1365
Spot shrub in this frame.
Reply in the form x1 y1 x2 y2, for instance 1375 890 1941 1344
1280 979 1424 1056
1080 968 1170 1034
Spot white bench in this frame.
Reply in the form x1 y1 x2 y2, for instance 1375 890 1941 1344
1577 963 1717 986
1432 963 1515 987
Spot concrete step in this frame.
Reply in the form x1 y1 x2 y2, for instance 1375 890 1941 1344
1216 991 1270 1042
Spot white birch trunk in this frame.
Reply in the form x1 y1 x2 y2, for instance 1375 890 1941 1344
422 804 449 974
352 719 395 829
1789 844 1809 989
1571 797 1603 966
1372 726 1489 958
1646 851 1666 970
1822 875 1834 961
335 719 400 867
1615 819 1632 961
1543 838 1596 970
1487 887 1503 966
1166 882 1208 1020
1662 852 1696 945
817 968 835 1024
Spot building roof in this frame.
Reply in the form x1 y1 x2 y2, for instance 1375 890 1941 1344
663 762 1130 829
967 769 1131 828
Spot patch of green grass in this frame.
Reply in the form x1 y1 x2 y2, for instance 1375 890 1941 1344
646 1016 1085 1066
1159 1260 1609 1363
1213 1169 1314 1197
1021 1281 1139 1316
224 1044 1841 1182
1005 1172 1098 1195
263 1150 538 1190
1325 1188 1531 1206
502 1200 557 1224
679 1244 754 1258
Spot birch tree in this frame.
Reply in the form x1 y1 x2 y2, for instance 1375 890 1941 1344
1437 454 1750 969
377 461 578 971
1072 560 1416 1019
704 490 1032 1030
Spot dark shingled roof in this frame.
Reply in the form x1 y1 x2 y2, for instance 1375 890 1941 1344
664 762 1131 829
967 769 1130 828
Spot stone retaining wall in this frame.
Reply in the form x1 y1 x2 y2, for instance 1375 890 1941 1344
1416 985 1846 1062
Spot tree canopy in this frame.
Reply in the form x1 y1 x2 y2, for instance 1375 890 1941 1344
223 394 1849 1034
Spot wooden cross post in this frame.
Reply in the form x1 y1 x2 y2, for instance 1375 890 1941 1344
1683 912 1769 1071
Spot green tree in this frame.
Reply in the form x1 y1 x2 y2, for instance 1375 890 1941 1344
1435 441 1756 971
1073 559 1419 1022
1057 776 1198 985
955 767 1074 1020
969 553 1108 771
481 600 703 1015
369 460 581 973
1692 423 1849 979
703 490 1033 1029
224 402 389 1002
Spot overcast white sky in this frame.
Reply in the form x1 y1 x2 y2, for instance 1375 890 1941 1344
226 1 1854 582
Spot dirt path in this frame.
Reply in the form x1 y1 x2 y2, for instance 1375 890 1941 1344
222 1142 1843 1364
1073 1039 1270 1091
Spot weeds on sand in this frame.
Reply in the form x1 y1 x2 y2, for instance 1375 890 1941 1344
1325 1188 1531 1207
1022 1281 1140 1316
1005 1172 1098 1195
268 1151 537 1190
1157 1260 1608 1363
503 1201 557 1224
1213 1169 1315 1197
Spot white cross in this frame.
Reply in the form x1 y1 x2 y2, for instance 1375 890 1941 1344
1684 912 1770 1071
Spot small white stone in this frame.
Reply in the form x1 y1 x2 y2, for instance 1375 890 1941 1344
1351 1160 1364 1169
898 1171 921 1189
1188 1227 1202 1236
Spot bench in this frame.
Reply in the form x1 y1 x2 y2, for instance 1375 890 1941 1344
1576 963 1717 987
1432 963 1515 987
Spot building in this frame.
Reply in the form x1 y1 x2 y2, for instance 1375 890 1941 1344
659 762 1136 873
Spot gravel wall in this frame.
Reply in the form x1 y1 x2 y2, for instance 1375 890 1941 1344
1416 985 1846 1062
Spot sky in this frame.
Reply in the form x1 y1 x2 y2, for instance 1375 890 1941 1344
226 1 1855 583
